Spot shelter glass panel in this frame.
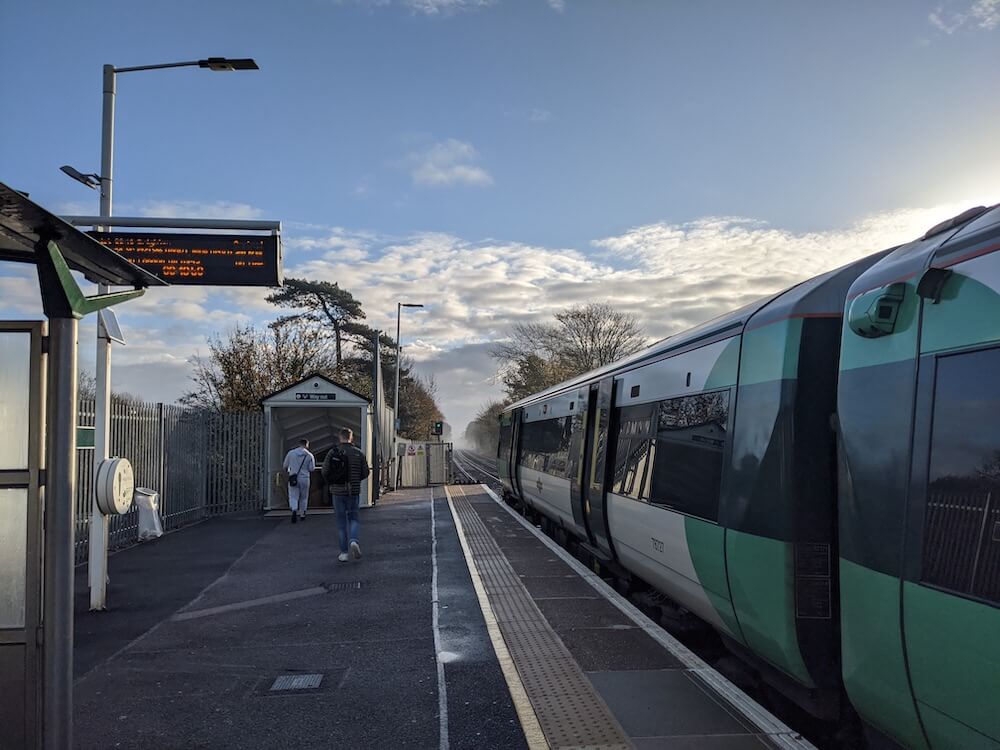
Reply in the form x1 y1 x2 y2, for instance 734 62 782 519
0 488 27 628
923 346 1000 604
0 333 30 469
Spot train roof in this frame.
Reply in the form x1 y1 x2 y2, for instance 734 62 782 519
504 248 893 413
848 203 1000 298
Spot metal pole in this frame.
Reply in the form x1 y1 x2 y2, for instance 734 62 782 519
371 330 381 503
44 316 78 750
392 303 401 490
89 64 116 610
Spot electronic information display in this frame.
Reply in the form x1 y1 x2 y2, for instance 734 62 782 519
88 231 281 286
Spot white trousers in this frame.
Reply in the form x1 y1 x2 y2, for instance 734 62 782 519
287 476 310 515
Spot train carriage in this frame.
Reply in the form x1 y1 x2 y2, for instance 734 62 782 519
838 204 1000 749
497 204 1000 749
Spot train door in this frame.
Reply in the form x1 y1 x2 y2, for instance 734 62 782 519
510 407 526 501
497 412 514 492
567 386 590 532
582 377 615 557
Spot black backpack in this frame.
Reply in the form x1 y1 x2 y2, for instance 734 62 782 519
325 448 348 485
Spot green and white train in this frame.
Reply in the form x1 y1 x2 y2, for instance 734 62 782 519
496 204 1000 749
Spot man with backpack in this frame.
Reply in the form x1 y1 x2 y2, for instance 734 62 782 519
322 428 370 562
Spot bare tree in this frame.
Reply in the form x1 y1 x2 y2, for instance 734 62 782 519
182 320 337 412
492 303 647 401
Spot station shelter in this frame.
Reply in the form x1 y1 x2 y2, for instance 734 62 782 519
261 374 377 510
0 182 164 749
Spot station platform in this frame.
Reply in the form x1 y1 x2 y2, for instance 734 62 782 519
73 485 811 749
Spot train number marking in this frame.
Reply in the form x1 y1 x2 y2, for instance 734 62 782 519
651 537 664 553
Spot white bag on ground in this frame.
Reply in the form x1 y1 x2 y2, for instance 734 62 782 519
135 488 164 541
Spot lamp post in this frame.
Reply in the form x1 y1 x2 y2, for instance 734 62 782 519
392 302 423 490
65 57 258 613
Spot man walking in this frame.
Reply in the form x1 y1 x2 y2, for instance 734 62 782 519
283 438 315 524
322 428 370 562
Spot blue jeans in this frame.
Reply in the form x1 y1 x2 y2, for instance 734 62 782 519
333 494 361 553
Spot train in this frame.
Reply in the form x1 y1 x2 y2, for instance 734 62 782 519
495 204 1000 749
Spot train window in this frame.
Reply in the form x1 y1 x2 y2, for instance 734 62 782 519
922 347 1000 604
611 404 655 500
520 417 573 478
647 390 729 521
498 422 513 459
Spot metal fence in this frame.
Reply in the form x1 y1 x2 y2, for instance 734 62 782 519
74 399 264 565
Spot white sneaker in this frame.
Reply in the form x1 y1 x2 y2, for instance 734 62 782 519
338 552 349 562
350 541 361 560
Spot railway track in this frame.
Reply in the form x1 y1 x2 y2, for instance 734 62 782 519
451 449 502 489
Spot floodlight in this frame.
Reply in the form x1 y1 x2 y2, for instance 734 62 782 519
198 57 259 72
60 165 102 190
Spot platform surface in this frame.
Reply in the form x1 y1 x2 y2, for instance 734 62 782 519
73 485 809 749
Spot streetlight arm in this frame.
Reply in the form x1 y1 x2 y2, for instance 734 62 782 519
114 61 202 73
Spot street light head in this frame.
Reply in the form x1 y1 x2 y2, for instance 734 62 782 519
59 165 101 190
401 303 424 308
198 57 259 72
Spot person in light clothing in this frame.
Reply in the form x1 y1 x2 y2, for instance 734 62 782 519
283 438 315 524
322 428 369 561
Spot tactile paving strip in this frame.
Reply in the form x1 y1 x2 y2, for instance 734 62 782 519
451 486 632 750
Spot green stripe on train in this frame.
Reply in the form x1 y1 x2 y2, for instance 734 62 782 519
684 516 743 641
736 318 802 386
903 581 1000 747
840 559 928 750
703 336 741 390
724 531 813 687
920 274 1000 356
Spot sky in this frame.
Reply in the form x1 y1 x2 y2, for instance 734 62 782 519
2 0 999 436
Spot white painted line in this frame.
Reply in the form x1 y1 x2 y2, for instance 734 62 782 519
430 486 451 750
478 484 816 749
172 586 328 621
445 485 549 750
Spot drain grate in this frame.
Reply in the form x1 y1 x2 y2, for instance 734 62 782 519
270 673 323 691
325 581 362 591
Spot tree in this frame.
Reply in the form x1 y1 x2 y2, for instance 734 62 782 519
182 320 337 412
396 367 444 440
492 303 647 401
464 400 508 456
266 278 366 365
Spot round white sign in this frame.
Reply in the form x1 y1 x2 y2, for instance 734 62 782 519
95 457 135 515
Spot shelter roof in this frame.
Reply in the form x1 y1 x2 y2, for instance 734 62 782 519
260 372 371 406
0 181 164 287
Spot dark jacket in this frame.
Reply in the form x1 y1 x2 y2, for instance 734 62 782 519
322 443 369 497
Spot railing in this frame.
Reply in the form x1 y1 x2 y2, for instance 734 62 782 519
922 488 998 601
74 400 263 565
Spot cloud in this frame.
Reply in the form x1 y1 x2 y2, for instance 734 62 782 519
337 0 495 15
136 200 264 220
276 198 987 429
546 0 566 11
407 139 494 187
404 0 495 13
5 195 988 434
929 0 1000 33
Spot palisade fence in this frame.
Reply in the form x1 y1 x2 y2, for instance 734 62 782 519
74 399 264 565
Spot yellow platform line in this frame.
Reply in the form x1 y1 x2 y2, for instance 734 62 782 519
445 484 549 750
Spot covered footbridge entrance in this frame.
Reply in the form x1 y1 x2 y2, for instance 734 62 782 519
262 374 377 510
